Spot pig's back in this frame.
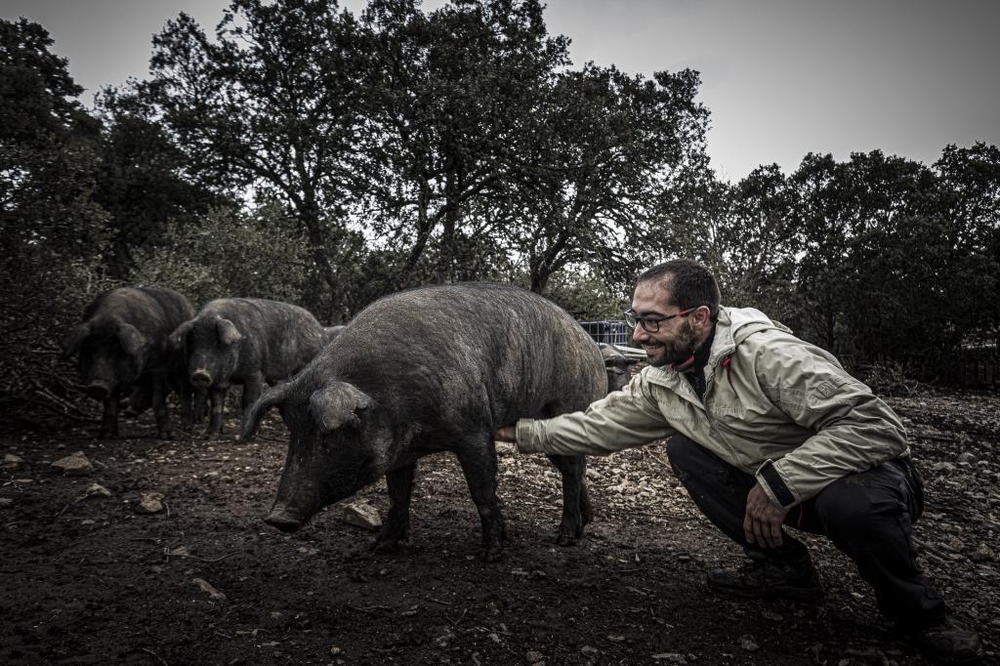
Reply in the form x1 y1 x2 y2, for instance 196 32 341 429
327 283 605 424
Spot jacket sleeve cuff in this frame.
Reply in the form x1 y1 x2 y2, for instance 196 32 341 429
515 419 546 454
755 459 797 509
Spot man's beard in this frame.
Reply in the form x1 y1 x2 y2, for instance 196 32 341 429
645 320 698 367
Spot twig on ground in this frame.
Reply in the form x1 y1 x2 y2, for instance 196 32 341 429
426 596 453 607
126 647 168 666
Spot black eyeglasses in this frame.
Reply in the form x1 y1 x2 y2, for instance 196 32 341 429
623 307 696 333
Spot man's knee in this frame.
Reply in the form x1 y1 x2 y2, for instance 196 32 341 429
666 434 708 475
813 471 909 538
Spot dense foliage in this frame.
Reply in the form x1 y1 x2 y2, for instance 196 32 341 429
1 1 998 428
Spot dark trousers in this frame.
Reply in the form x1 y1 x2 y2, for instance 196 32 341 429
667 434 947 629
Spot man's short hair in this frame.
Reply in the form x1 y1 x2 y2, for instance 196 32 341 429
638 259 721 317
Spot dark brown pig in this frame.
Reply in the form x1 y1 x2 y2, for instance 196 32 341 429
60 286 199 438
170 298 326 436
598 343 638 393
242 283 607 562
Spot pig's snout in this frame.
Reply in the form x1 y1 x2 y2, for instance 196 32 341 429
191 369 212 388
264 505 304 533
85 382 110 400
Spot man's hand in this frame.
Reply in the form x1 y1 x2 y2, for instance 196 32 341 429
494 425 517 442
744 483 787 548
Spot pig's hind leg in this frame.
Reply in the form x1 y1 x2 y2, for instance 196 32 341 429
547 454 592 546
454 436 507 562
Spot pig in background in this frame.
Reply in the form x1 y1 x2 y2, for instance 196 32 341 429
242 282 607 562
598 342 639 393
60 286 201 439
321 325 346 347
170 298 327 436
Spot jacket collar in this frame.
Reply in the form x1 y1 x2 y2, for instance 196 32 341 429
644 306 787 400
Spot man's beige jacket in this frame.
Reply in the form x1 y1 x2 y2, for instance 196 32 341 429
515 306 910 508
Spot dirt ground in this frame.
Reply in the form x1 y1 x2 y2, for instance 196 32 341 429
2 388 998 665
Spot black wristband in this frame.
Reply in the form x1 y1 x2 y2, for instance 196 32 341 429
758 459 796 508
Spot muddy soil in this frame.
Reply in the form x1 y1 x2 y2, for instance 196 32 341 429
2 389 998 665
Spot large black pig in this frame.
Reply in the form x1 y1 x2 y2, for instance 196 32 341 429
241 283 607 562
170 298 326 436
60 286 199 438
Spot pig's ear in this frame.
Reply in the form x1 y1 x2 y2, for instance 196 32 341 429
241 381 291 441
310 382 374 435
169 320 194 348
117 322 149 360
60 323 90 357
216 317 243 346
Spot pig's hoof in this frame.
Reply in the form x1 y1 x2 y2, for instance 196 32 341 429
264 509 302 533
479 545 504 563
372 537 403 554
555 530 581 547
344 544 373 561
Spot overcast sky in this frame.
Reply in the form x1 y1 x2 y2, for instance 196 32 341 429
4 0 998 181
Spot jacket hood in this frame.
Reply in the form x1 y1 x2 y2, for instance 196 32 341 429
709 306 791 368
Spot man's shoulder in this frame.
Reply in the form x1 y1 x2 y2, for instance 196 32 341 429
720 306 792 335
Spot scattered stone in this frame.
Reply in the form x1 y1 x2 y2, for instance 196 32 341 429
84 483 112 499
526 650 545 663
135 492 165 514
0 497 13 509
340 500 382 530
192 577 226 601
970 543 995 563
651 653 687 663
51 451 95 476
3 453 24 467
740 634 760 652
949 537 966 552
956 451 977 464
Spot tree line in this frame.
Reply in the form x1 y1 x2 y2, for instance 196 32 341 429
2 0 998 427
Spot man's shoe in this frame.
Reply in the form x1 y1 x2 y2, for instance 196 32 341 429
707 553 824 602
908 618 984 664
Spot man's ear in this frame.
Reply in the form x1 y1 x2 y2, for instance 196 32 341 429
691 305 713 329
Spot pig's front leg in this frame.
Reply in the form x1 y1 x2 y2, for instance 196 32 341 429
375 463 416 552
240 373 265 435
205 386 227 436
99 395 119 438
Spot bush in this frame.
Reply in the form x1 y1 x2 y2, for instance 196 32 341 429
539 266 629 321
128 205 314 309
0 249 119 431
859 359 923 398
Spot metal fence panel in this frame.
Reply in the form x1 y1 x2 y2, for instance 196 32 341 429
578 320 629 346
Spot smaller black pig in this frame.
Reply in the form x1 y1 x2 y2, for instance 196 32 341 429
598 343 638 393
170 298 327 436
60 286 199 438
241 283 607 562
321 325 346 347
